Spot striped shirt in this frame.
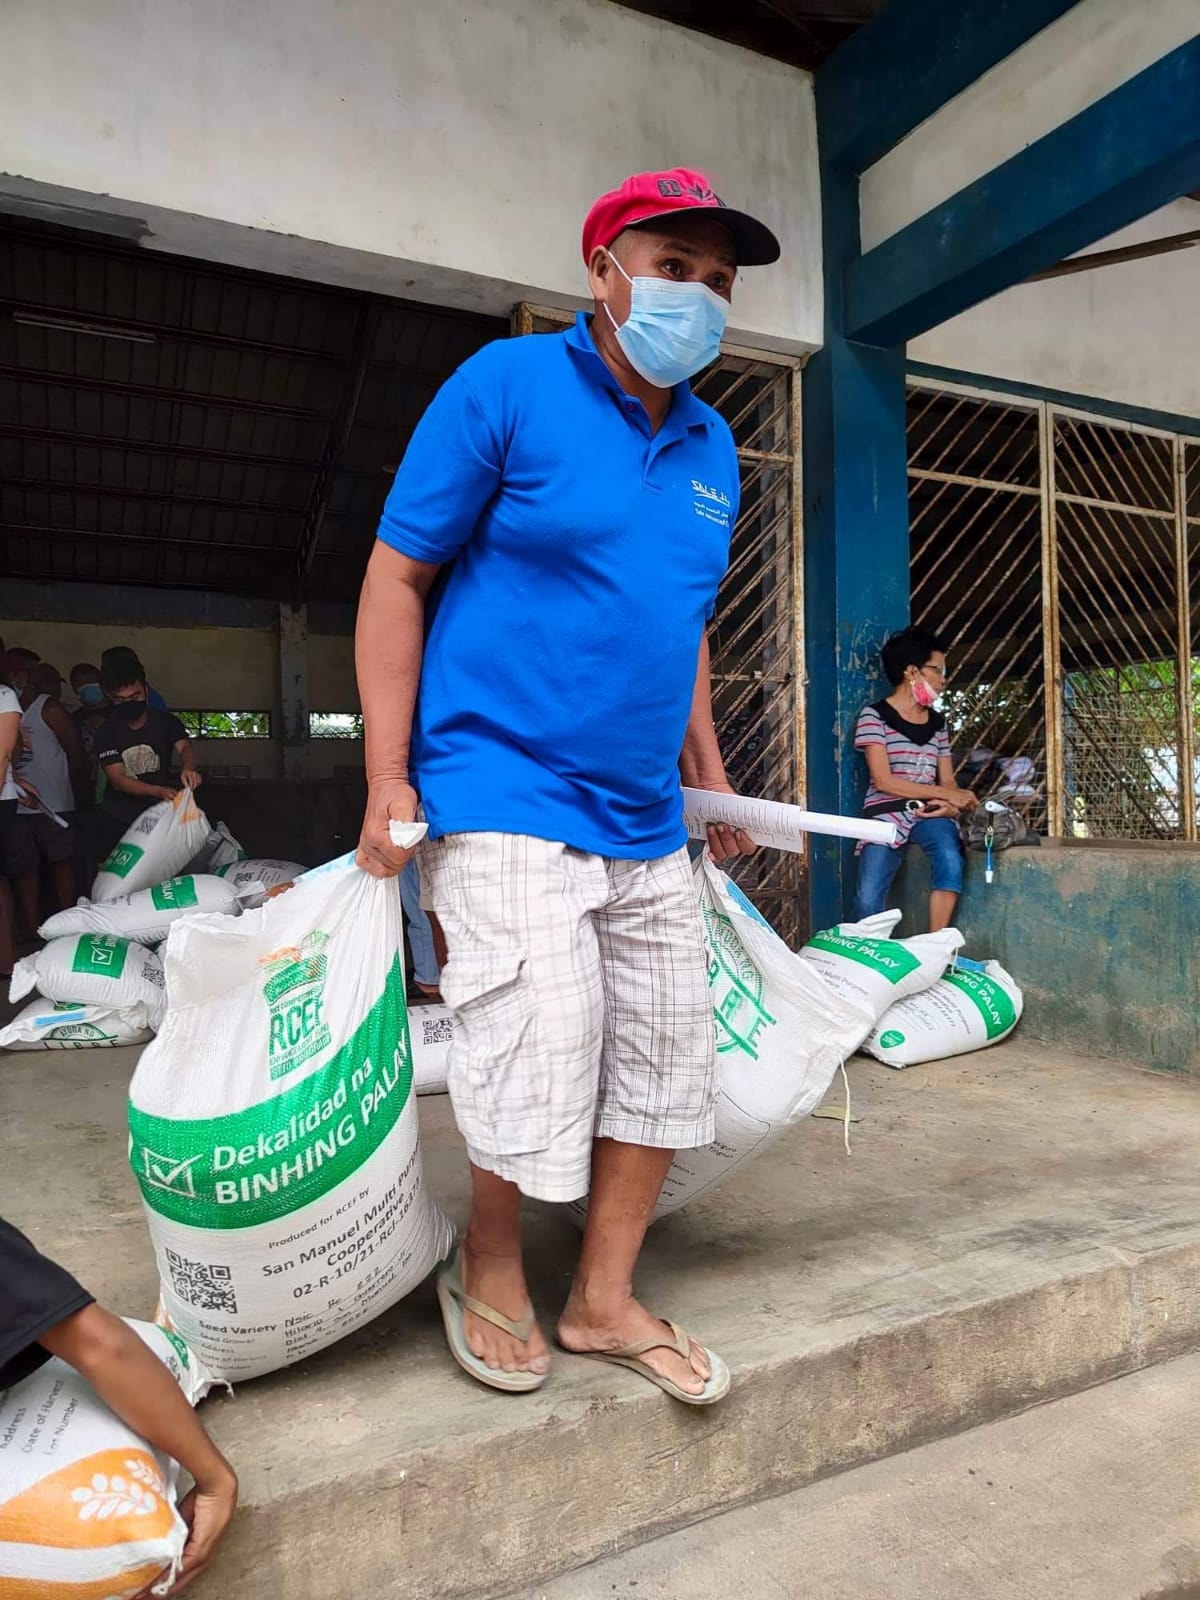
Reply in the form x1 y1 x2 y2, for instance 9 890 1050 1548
855 699 951 849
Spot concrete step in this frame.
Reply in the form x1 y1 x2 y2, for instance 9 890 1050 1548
4 1041 1199 1600
505 1352 1200 1600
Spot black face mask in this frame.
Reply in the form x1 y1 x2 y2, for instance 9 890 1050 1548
114 699 147 723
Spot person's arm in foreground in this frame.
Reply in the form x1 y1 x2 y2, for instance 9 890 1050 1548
936 751 976 808
39 1304 237 1596
915 751 977 817
102 760 176 805
355 543 442 878
679 632 756 864
174 736 202 789
355 360 506 878
863 745 976 811
40 696 91 808
0 707 19 793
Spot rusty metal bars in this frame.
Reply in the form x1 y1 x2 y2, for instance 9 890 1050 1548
1039 402 1066 838
1053 413 1184 840
907 383 1051 831
1174 437 1197 837
908 376 1199 843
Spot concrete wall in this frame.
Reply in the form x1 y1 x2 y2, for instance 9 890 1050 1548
860 0 1200 252
898 844 1200 1079
0 618 278 710
910 200 1200 421
0 0 820 354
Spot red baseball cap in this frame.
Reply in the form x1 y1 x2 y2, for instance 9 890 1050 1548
581 167 780 268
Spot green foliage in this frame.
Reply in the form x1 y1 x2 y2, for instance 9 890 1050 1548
309 713 363 739
176 710 271 739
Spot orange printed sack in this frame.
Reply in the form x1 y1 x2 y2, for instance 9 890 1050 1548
0 1321 211 1599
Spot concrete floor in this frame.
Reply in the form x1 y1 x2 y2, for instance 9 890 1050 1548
508 1353 1200 1600
2 1039 1198 1598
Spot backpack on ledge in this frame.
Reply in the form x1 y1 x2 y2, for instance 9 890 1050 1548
960 800 1039 853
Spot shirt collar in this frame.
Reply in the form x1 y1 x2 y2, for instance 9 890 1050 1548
564 312 712 434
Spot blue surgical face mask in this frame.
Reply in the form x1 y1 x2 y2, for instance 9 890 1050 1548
604 252 729 388
78 682 105 707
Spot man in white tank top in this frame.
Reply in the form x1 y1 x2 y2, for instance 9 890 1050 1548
2 658 88 927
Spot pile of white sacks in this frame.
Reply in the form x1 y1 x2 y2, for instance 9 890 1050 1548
0 829 1023 1594
1 791 304 1051
562 854 1023 1225
0 835 456 1599
411 870 1022 1111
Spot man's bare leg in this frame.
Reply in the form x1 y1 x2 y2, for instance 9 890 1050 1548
460 1164 550 1375
13 872 38 941
556 1139 711 1395
53 857 77 914
929 889 958 932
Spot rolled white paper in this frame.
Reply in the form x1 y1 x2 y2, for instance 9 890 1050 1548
682 789 897 853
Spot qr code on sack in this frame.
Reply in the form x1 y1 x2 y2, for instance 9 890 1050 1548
421 1015 453 1046
165 1248 238 1313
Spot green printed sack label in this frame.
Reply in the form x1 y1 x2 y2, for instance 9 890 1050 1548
702 898 777 1061
805 931 921 985
71 933 129 981
161 1327 193 1370
263 930 332 1079
944 968 1019 1040
127 861 455 1384
47 1022 118 1043
129 958 410 1229
865 962 1022 1068
101 842 144 880
151 876 199 912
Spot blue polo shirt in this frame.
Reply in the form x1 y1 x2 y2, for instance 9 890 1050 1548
376 312 739 859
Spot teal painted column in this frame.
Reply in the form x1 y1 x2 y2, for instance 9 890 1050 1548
802 339 909 930
802 119 910 929
801 0 1109 929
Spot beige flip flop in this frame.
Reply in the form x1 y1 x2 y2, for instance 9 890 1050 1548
563 1320 731 1406
436 1251 547 1394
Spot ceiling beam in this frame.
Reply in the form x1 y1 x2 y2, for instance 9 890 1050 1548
293 302 380 600
2 474 307 518
817 0 1085 174
844 40 1200 347
1026 228 1200 282
1 422 319 475
0 362 326 420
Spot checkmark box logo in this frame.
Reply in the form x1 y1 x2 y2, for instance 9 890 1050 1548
141 1149 202 1198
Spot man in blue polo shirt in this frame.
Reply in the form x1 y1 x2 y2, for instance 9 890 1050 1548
357 168 779 1404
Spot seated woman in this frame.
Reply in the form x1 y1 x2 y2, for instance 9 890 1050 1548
853 626 977 932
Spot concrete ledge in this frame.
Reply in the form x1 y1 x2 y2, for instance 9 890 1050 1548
898 841 1200 1078
516 1354 1200 1600
3 1042 1199 1598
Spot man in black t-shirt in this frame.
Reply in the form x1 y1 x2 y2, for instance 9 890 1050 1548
90 658 202 858
0 1215 237 1594
0 1215 95 1390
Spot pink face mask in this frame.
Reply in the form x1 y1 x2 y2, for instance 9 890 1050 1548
911 674 938 709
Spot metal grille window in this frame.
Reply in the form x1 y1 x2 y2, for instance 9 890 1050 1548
309 712 364 739
176 710 271 739
908 378 1200 841
514 306 805 939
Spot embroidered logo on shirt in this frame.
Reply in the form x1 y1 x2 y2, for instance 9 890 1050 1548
691 479 733 527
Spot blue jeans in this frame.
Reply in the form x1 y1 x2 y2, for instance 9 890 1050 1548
853 818 964 921
399 857 440 988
